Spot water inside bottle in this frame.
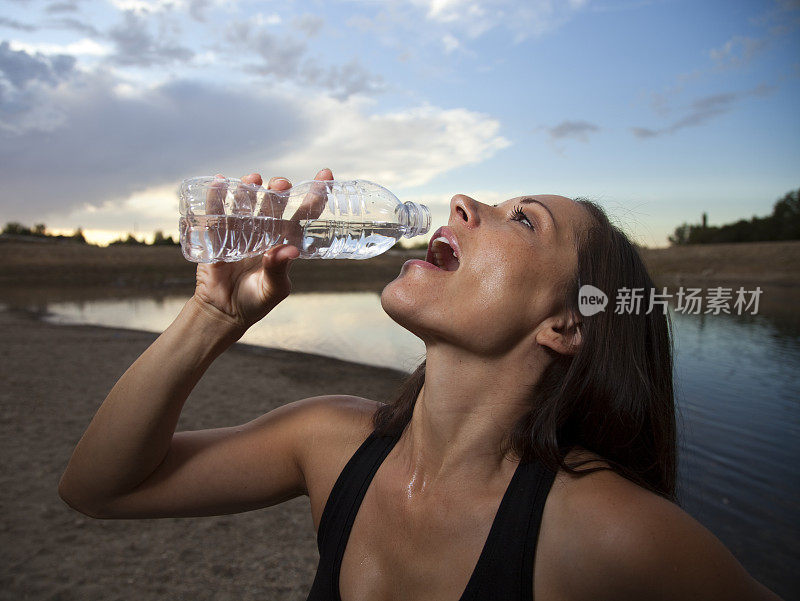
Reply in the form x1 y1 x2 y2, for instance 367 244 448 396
179 216 403 262
300 220 400 259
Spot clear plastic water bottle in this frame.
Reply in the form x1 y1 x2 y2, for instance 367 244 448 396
178 176 431 263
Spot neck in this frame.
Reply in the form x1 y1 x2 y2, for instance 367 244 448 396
394 341 550 492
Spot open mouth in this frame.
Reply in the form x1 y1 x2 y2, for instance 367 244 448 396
426 227 460 271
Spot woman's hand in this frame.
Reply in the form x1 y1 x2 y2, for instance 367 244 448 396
192 168 334 331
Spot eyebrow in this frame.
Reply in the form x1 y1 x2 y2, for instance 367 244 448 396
519 197 557 230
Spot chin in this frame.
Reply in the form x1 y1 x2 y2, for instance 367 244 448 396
380 274 439 342
380 278 416 330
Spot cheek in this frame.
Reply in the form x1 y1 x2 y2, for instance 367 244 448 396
452 252 542 339
466 247 536 310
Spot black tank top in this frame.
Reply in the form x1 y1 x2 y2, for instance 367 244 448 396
305 430 557 601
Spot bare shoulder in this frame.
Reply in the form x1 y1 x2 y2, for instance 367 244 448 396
288 395 383 529
290 394 381 463
538 448 781 601
290 393 380 431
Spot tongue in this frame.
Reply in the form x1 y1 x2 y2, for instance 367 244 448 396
442 250 459 271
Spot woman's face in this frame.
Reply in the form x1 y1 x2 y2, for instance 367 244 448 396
381 193 592 357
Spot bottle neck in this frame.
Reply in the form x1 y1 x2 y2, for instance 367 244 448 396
401 201 431 238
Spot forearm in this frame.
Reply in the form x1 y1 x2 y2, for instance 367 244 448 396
59 296 245 509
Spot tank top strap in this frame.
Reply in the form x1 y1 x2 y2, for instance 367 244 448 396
459 458 556 601
308 429 400 601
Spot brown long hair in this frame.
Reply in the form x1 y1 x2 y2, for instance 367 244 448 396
373 199 678 502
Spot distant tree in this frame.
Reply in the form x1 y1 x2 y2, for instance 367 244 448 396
771 189 800 240
3 222 32 236
109 233 143 245
2 221 97 244
669 187 800 245
151 230 178 246
668 223 691 246
71 228 87 244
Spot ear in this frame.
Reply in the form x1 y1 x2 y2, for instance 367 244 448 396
535 312 583 356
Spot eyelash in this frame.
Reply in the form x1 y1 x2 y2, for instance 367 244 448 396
510 205 535 230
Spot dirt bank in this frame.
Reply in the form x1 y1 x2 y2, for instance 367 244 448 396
0 307 406 600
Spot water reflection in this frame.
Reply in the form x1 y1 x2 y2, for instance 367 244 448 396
44 292 426 373
671 310 800 592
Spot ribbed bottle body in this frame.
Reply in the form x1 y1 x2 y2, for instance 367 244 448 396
178 177 430 263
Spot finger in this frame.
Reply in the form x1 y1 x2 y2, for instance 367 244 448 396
205 173 228 215
243 173 262 186
267 176 291 191
290 168 333 221
232 173 262 215
261 243 300 278
261 176 291 219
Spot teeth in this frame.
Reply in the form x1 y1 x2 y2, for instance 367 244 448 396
432 236 459 258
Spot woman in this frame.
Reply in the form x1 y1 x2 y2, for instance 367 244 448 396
59 168 781 600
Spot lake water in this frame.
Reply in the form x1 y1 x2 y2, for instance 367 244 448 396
42 292 799 598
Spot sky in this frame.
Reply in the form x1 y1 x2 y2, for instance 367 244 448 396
0 0 798 247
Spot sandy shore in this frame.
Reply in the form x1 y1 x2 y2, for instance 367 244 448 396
637 240 800 287
0 306 406 600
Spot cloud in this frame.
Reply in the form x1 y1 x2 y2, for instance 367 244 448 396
546 120 600 142
709 35 767 68
0 42 78 135
644 1 795 120
0 67 308 222
588 0 660 13
187 0 211 21
0 48 510 227
442 33 461 53
9 38 110 57
46 17 102 37
108 11 194 66
0 40 76 89
0 17 38 32
346 0 589 49
293 14 324 37
109 0 176 13
631 84 776 138
269 100 511 188
409 0 590 40
224 21 384 99
45 1 81 13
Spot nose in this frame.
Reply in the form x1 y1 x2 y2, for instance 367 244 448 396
450 194 481 228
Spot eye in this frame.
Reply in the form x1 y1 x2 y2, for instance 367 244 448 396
510 205 535 230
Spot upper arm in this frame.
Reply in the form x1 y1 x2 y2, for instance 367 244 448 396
551 472 782 601
86 395 376 519
601 500 780 600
